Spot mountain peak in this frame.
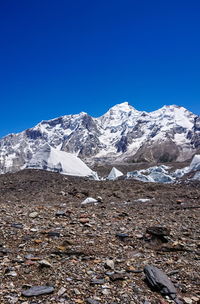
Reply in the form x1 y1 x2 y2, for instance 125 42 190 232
108 101 136 112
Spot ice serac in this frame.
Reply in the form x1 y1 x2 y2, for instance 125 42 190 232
107 167 123 180
0 102 200 174
173 154 200 178
127 165 175 183
26 144 98 179
189 154 200 171
193 171 200 181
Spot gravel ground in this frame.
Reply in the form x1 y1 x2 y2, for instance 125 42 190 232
0 169 199 304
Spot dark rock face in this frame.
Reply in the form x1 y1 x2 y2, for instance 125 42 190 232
62 132 102 157
194 116 200 131
42 116 63 128
81 115 98 132
191 117 200 149
25 129 43 140
61 114 103 156
127 126 144 140
133 140 180 163
116 136 128 153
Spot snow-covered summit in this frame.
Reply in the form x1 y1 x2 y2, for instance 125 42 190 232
105 101 136 113
98 102 140 129
0 102 200 174
149 105 194 129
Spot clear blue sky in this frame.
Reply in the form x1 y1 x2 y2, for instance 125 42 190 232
0 0 200 137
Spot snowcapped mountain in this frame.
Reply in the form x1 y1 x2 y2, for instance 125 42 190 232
0 102 200 173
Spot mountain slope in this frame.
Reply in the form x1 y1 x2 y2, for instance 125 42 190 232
0 102 199 173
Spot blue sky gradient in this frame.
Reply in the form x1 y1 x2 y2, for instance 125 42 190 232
0 0 200 137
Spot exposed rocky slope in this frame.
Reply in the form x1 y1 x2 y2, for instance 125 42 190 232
0 102 200 173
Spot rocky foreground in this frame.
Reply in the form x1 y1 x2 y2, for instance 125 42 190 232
0 169 199 304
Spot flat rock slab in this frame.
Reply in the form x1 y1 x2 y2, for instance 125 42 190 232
90 279 106 285
11 223 23 229
47 231 60 237
144 265 177 299
22 286 54 297
109 272 127 281
115 233 129 240
86 299 100 304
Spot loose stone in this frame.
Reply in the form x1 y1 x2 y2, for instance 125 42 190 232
29 212 38 218
105 259 115 270
22 285 54 297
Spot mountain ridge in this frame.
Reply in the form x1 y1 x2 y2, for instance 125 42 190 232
0 102 200 173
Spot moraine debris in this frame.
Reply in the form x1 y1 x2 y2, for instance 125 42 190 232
0 169 199 302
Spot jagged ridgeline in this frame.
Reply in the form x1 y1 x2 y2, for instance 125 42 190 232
0 102 200 173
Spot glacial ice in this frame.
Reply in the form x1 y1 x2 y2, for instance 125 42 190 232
127 165 174 183
27 144 98 180
107 167 123 180
127 155 200 183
